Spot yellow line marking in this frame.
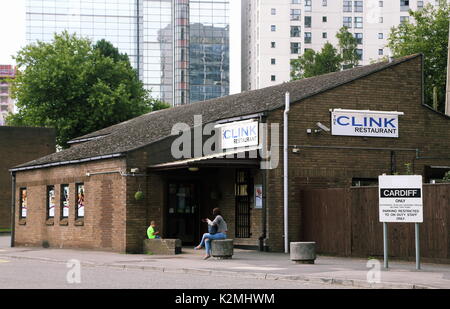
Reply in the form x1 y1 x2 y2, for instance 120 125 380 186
0 259 10 263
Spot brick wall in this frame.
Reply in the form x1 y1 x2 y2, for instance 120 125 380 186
264 55 450 252
14 158 127 252
0 127 55 229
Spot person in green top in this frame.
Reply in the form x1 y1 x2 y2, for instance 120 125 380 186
147 221 160 239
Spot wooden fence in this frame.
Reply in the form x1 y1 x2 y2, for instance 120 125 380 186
299 184 450 263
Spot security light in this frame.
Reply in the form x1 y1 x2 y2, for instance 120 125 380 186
316 122 331 133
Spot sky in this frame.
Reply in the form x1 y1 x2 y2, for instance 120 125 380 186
0 0 241 94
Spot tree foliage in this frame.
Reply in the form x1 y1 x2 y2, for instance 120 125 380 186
388 1 450 112
7 32 168 147
336 26 359 69
291 27 358 80
291 43 341 80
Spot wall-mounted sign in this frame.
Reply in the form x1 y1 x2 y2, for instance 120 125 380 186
379 175 423 223
216 120 259 150
331 109 404 138
254 184 263 209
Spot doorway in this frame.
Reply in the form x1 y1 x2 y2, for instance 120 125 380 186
166 182 200 244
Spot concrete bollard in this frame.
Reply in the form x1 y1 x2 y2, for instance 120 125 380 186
290 242 316 264
211 239 234 259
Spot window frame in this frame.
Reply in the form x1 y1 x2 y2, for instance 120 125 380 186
75 183 85 219
46 185 55 219
60 184 70 219
19 187 27 219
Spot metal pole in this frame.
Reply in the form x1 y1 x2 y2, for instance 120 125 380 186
415 223 421 270
383 222 388 269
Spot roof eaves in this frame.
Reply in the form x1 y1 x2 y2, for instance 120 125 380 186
10 153 125 173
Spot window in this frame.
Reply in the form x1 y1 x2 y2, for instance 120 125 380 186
76 183 85 218
379 17 383 23
322 0 327 6
291 26 301 37
291 42 301 54
271 75 276 82
354 1 363 12
305 0 312 11
418 1 424 9
378 33 384 39
19 188 27 219
304 32 312 44
400 0 410 11
290 9 301 20
400 16 409 23
379 1 383 7
356 49 363 60
271 58 276 65
235 170 252 238
343 1 352 12
271 8 276 15
354 17 363 28
271 41 276 48
322 32 327 39
291 0 300 3
47 186 55 219
271 25 276 32
378 49 384 55
305 16 312 28
343 16 352 28
355 33 363 44
61 184 69 219
322 16 327 22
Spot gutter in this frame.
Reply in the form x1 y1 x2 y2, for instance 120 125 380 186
9 153 124 173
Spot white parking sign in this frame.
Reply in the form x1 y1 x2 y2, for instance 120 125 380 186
379 175 423 223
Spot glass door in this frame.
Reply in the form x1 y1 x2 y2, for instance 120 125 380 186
167 183 199 244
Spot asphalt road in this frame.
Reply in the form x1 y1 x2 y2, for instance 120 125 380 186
0 258 353 289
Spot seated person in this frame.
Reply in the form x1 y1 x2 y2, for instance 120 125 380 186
147 221 161 239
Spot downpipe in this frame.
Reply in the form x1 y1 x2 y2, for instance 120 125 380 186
284 92 290 254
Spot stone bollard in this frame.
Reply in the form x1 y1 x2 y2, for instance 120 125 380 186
211 239 234 259
290 242 316 264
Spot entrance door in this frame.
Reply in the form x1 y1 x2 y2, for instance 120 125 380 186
166 183 199 244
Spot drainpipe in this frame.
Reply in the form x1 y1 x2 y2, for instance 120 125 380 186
284 92 290 254
446 20 450 116
10 172 16 248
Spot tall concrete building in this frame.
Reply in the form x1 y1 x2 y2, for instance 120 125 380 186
26 0 229 106
242 0 440 91
0 65 16 126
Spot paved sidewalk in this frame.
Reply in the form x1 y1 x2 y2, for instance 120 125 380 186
1 236 449 289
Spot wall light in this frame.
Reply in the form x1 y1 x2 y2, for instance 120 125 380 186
188 167 199 172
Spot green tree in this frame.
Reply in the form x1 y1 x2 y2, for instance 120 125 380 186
7 32 168 147
336 26 359 69
388 1 450 112
291 43 342 80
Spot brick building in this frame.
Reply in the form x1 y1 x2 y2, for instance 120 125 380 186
10 54 450 253
0 127 55 230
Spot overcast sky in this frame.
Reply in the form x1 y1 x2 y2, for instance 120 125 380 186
0 0 241 94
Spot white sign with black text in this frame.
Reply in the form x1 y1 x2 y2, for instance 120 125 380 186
331 109 404 138
379 175 423 223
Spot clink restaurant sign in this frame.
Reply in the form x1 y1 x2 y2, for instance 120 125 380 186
217 120 259 150
331 109 404 138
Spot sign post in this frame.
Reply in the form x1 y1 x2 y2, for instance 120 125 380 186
379 175 423 270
